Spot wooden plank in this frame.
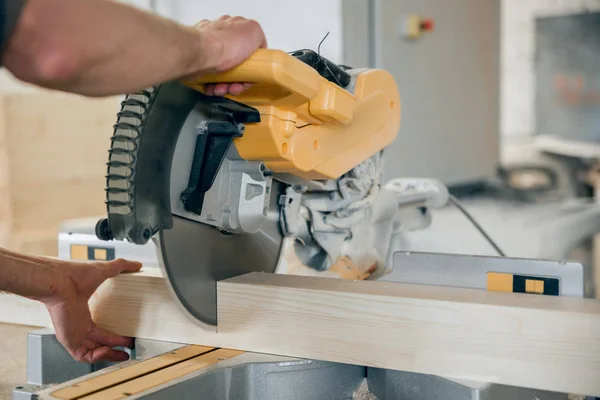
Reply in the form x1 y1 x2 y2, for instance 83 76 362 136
217 273 600 396
2 269 599 395
0 96 11 248
91 270 600 396
0 91 120 256
8 229 59 257
5 92 119 234
0 293 51 328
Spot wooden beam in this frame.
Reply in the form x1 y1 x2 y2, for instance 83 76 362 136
0 91 120 256
0 96 11 248
0 293 51 328
93 270 600 395
218 273 600 396
2 269 599 396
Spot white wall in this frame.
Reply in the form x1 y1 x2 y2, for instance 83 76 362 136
164 0 600 139
501 0 600 138
3 0 599 136
152 0 343 63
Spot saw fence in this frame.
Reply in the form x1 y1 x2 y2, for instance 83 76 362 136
1 268 599 397
0 91 120 256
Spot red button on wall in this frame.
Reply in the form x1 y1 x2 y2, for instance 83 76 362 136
420 19 435 32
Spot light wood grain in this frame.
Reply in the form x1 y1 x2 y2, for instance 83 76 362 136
0 293 51 328
0 91 120 256
80 270 600 396
5 92 118 234
0 96 11 248
2 269 599 396
217 273 600 396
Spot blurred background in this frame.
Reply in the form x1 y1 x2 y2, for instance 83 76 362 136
2 0 600 397
2 0 600 299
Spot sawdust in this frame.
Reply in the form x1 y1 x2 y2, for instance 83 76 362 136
352 379 378 400
279 238 376 280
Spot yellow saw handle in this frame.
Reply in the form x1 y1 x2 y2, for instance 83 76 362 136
183 49 323 102
182 48 401 181
183 48 358 127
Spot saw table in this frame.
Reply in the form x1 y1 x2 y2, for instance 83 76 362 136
13 332 574 400
12 234 589 399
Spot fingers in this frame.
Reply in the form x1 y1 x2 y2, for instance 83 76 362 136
101 258 142 279
63 327 133 363
72 346 94 363
76 346 130 363
211 82 232 96
204 83 251 97
227 83 246 96
193 15 266 73
95 348 131 363
190 15 265 95
89 326 135 349
115 258 143 273
247 19 267 50
82 338 100 350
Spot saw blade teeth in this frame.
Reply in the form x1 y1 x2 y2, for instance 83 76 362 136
104 87 158 217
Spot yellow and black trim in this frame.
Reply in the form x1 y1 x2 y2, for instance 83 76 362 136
70 244 115 261
487 272 559 296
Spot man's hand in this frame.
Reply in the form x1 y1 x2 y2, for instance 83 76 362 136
42 258 142 363
192 16 267 97
0 246 142 363
2 0 268 97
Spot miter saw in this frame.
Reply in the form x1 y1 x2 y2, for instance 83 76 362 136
13 48 588 400
93 48 449 327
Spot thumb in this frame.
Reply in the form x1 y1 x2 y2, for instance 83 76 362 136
100 258 142 279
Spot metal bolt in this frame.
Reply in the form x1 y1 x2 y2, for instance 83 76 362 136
196 121 209 134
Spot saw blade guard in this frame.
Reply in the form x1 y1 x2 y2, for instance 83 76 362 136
95 48 401 247
94 85 260 245
94 48 406 327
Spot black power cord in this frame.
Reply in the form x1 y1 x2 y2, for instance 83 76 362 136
448 194 506 257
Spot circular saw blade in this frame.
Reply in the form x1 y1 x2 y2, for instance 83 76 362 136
158 183 283 327
142 81 284 327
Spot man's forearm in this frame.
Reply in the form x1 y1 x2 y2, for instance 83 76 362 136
0 247 69 302
2 0 215 96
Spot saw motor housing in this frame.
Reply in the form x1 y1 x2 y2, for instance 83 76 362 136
96 48 401 247
95 49 409 325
